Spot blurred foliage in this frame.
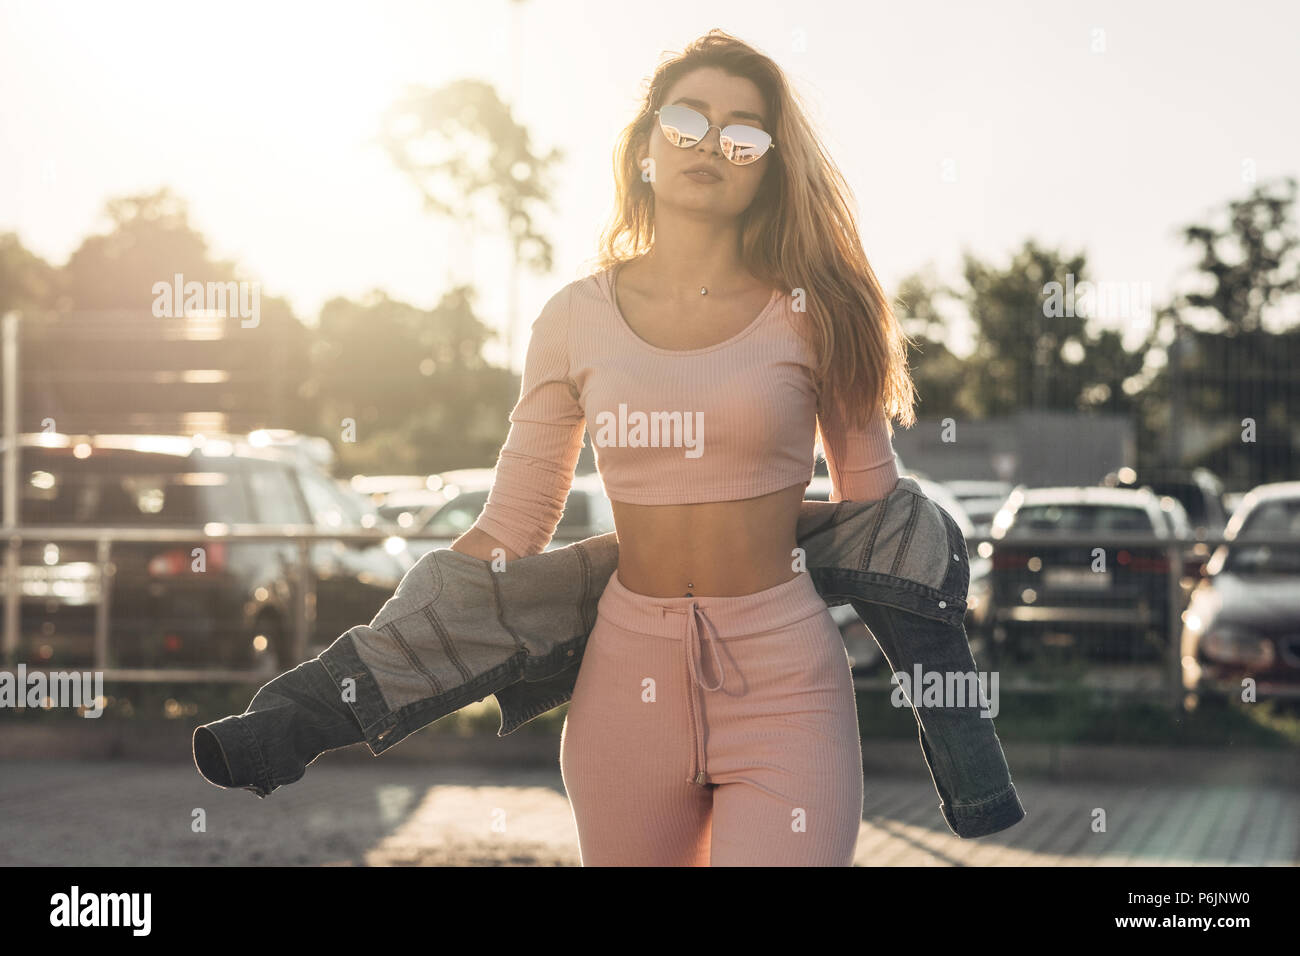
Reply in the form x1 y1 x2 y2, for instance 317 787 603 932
897 241 1149 419
852 684 1300 747
892 177 1299 485
1156 177 1300 485
0 188 521 475
1179 176 1300 335
380 78 562 275
309 286 517 472
1 154 1294 484
0 232 60 316
0 77 566 477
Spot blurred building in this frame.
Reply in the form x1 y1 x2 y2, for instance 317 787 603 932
892 410 1135 488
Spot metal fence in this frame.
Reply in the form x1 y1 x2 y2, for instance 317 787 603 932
0 525 458 682
5 522 1291 704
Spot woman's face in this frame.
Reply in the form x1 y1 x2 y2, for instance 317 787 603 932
640 66 773 221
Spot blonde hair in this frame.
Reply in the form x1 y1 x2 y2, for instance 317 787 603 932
587 28 917 437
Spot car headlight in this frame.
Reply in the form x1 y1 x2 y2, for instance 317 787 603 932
1201 627 1275 668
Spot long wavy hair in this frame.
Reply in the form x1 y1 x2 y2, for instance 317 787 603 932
588 28 917 438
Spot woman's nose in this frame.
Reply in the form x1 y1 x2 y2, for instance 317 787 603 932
695 126 723 154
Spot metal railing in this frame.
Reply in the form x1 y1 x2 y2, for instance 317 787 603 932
851 529 1298 707
0 525 458 682
5 523 1294 695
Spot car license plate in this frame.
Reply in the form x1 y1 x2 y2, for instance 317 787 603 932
1043 567 1110 589
11 564 102 604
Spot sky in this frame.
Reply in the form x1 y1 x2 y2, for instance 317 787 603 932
1 0 1297 367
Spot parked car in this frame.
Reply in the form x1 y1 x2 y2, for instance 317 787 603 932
401 470 616 560
957 496 1011 541
986 485 1186 661
1180 481 1300 703
376 488 459 531
945 480 1013 507
1125 468 1229 538
0 432 408 674
1119 468 1228 577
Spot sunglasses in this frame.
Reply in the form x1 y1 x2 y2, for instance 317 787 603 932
653 104 776 166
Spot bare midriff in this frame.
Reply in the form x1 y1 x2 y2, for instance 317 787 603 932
609 480 807 597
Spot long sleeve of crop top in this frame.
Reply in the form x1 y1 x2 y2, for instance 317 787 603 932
817 392 901 503
470 285 585 557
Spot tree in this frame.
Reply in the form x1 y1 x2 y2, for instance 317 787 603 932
379 78 562 358
0 233 60 317
891 270 968 419
22 189 313 435
308 286 515 473
1153 177 1300 483
953 239 1147 417
1178 176 1300 335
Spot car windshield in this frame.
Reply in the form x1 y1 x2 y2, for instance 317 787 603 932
2 450 248 525
424 490 490 536
1224 498 1300 573
1237 498 1300 538
1222 543 1300 574
1010 503 1156 536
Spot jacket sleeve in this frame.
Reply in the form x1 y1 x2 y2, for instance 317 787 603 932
470 284 586 557
817 392 901 502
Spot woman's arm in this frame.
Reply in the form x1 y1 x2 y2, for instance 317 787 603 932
452 284 585 563
817 391 901 502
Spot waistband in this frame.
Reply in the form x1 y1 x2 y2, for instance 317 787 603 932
599 568 827 639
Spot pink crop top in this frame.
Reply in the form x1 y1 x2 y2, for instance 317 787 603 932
470 265 901 557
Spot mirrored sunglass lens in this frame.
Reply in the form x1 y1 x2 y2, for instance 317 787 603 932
658 105 707 148
721 125 771 165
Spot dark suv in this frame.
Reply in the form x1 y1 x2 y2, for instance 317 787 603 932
0 432 406 673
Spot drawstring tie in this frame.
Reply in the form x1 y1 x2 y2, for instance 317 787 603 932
661 600 725 786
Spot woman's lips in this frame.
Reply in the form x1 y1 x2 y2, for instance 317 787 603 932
683 169 722 183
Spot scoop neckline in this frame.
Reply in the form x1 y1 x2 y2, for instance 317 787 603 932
605 261 782 356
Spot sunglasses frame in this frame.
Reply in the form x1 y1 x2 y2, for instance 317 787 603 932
652 104 776 166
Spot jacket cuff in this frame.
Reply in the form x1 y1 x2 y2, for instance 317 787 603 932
941 783 1026 838
193 714 273 797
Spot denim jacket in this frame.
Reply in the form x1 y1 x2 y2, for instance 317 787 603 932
193 475 1025 839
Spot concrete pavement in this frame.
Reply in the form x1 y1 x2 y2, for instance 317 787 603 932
1 758 1295 866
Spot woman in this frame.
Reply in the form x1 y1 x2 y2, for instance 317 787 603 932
452 29 918 866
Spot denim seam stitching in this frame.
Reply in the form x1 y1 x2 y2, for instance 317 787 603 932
381 620 445 695
424 549 446 604
421 604 474 684
488 569 529 653
230 713 272 794
890 494 920 578
857 496 889 573
948 782 1019 811
573 542 596 634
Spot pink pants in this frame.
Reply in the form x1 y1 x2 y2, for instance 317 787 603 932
559 568 864 866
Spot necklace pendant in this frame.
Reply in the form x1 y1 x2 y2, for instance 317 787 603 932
700 287 707 296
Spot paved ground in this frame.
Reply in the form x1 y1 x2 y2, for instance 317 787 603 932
1 759 1296 866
